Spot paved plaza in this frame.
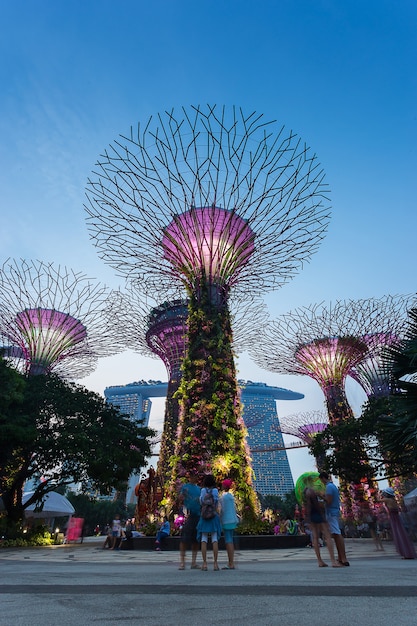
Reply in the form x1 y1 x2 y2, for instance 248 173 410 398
0 537 416 625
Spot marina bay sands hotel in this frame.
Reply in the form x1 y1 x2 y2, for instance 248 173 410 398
105 380 304 500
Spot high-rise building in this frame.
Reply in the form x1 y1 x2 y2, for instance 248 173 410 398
104 380 303 500
239 381 303 496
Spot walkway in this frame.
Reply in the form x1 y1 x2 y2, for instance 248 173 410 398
1 537 416 625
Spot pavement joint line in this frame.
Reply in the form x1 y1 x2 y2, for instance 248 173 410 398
0 584 417 597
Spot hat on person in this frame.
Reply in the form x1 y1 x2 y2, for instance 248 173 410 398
382 487 395 497
222 479 233 489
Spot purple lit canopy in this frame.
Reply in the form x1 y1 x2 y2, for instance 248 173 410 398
278 411 329 445
85 105 331 299
0 258 120 379
13 308 87 376
162 206 255 291
295 336 368 388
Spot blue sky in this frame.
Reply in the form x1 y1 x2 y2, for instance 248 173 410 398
1 0 416 479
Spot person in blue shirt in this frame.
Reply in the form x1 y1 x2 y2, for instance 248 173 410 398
178 472 202 570
319 471 349 566
197 474 222 571
155 517 170 551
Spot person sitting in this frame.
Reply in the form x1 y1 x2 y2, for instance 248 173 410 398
155 517 170 551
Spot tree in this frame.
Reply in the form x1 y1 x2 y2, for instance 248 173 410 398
0 359 155 526
308 417 375 483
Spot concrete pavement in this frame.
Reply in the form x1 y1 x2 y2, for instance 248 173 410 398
1 537 416 625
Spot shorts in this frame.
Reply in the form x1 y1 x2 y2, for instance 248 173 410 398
181 513 200 545
327 513 341 535
223 528 234 544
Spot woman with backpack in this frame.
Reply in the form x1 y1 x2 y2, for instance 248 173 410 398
197 474 222 571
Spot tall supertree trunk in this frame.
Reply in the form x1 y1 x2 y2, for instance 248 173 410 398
157 377 181 487
167 284 258 520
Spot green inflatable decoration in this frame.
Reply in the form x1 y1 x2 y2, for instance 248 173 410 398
295 471 323 504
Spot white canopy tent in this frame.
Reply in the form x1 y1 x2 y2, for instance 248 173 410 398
23 491 75 519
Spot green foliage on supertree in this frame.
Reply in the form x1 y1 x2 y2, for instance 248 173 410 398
157 379 181 487
166 285 259 520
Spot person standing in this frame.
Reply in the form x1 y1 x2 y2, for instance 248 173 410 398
304 477 341 568
110 514 122 550
381 487 416 559
178 472 202 570
219 479 239 570
197 474 222 571
319 471 350 566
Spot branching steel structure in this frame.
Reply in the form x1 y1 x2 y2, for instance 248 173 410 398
251 298 395 424
348 295 415 398
85 105 330 298
278 411 329 445
251 297 411 512
0 258 119 379
278 410 329 469
84 105 331 514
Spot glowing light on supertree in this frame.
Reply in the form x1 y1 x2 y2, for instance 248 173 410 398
348 295 415 398
278 411 329 469
0 258 118 379
85 105 331 515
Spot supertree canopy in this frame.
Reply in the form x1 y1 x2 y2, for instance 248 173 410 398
348 295 415 398
85 105 331 517
251 300 375 425
0 258 118 379
278 410 329 469
279 411 329 445
85 105 330 298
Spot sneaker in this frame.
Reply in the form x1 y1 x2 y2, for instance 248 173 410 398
155 547 161 551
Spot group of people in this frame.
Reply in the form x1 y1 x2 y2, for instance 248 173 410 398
177 472 239 571
102 515 143 550
304 471 416 567
304 471 349 568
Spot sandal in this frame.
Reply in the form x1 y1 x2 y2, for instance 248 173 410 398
178 564 185 570
190 564 201 570
213 565 219 571
201 564 208 571
222 565 235 570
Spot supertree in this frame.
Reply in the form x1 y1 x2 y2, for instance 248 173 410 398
108 283 268 489
85 105 331 516
250 300 376 425
348 295 415 399
251 298 398 515
0 258 119 379
278 410 329 469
